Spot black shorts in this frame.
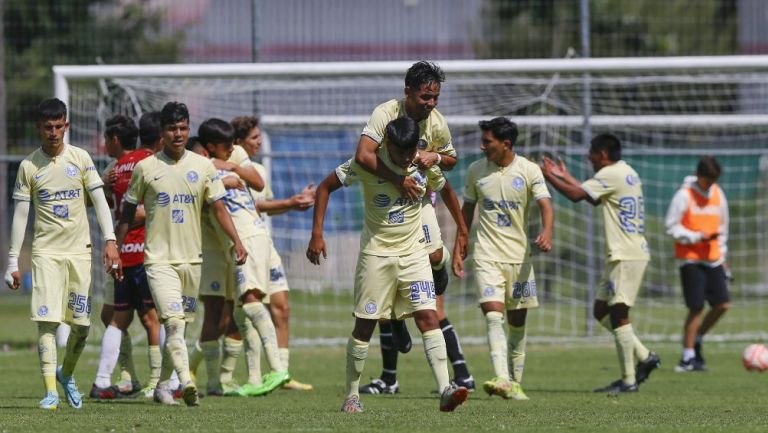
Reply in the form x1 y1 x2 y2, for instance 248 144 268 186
113 264 155 312
680 263 729 311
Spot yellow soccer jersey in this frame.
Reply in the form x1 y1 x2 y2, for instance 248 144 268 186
124 150 226 264
249 161 273 229
201 204 229 252
218 168 266 239
336 148 446 256
464 155 551 263
13 144 103 255
581 160 650 261
361 99 457 158
229 145 250 167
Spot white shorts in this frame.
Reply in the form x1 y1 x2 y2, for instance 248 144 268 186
263 242 289 304
474 259 539 310
353 250 436 320
596 260 649 307
235 234 272 299
421 198 443 254
145 262 202 322
199 247 236 301
31 254 93 326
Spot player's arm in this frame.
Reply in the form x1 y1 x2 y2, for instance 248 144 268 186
534 197 554 252
438 180 468 271
307 172 343 265
540 156 597 205
455 200 476 278
87 186 121 278
664 189 713 243
211 199 248 265
718 191 729 258
213 158 264 192
416 151 457 171
355 135 420 200
4 199 30 289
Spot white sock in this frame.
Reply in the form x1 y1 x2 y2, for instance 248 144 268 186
682 348 696 361
56 323 71 349
95 325 122 388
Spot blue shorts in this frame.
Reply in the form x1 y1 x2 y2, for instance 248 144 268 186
113 264 155 312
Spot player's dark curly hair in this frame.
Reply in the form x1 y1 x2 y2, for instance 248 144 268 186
105 114 139 150
231 115 260 141
160 101 189 127
478 117 518 147
405 61 445 90
386 117 420 150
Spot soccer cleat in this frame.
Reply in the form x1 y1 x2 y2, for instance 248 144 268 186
439 384 469 412
341 395 364 413
182 382 200 407
593 379 638 393
391 320 412 354
635 351 661 384
153 387 179 405
454 376 476 393
89 383 120 400
282 378 314 391
39 392 59 410
116 379 142 397
206 383 224 396
507 381 529 401
261 371 291 392
232 382 260 397
222 381 243 396
675 357 707 372
56 366 83 409
140 386 156 399
483 376 511 398
694 341 704 363
171 385 184 399
359 378 400 395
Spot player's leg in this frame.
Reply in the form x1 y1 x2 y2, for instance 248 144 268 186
341 318 377 413
220 306 244 392
232 304 262 391
137 303 162 397
194 295 226 395
267 288 312 391
91 309 133 399
360 320 400 394
694 264 731 368
436 295 473 390
678 264 707 371
37 321 60 409
475 259 511 386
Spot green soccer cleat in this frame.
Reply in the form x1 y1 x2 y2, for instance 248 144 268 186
506 381 529 401
56 366 83 409
260 371 291 394
482 376 511 398
222 380 242 396
232 382 261 397
39 392 59 410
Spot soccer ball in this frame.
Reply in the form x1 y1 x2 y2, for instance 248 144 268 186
742 344 768 372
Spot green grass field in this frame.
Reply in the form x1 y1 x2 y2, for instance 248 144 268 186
2 296 768 432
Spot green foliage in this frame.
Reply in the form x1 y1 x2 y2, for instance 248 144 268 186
3 0 184 150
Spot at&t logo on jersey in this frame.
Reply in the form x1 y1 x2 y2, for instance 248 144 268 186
38 189 81 201
373 193 391 208
172 209 184 223
157 192 170 207
186 170 199 183
53 204 69 218
65 164 79 177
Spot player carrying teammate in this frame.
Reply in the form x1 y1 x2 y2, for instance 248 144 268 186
307 116 468 413
540 134 661 393
4 98 121 410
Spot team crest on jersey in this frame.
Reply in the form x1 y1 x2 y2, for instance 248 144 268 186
483 286 495 298
625 174 639 186
53 204 69 218
364 301 377 314
187 171 199 183
37 305 49 317
373 193 391 208
497 214 512 227
388 210 404 224
169 302 182 312
512 177 525 191
65 164 79 177
270 267 285 282
172 209 184 224
210 281 221 292
157 192 170 207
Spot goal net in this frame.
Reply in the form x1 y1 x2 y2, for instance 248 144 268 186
55 57 768 344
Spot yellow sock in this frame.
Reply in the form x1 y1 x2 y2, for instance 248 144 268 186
601 315 649 361
422 329 450 392
189 340 203 377
147 345 162 389
508 325 527 383
38 322 58 394
61 324 89 378
279 348 290 371
345 336 369 398
485 311 509 379
243 302 284 372
234 307 262 385
118 330 136 383
613 324 637 385
201 340 221 388
220 337 242 385
164 318 191 385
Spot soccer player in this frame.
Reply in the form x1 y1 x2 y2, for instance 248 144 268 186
540 134 660 393
91 113 164 400
457 117 553 401
307 116 469 413
353 60 474 394
230 115 315 391
665 156 730 372
116 102 247 407
4 98 121 410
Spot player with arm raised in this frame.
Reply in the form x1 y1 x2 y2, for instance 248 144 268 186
540 134 660 393
4 98 120 410
307 117 468 413
458 117 553 401
116 103 247 407
354 60 474 395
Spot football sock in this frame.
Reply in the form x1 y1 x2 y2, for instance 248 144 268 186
95 325 122 388
508 325 527 383
38 322 58 394
235 307 262 385
56 322 71 348
601 315 649 361
243 302 284 372
61 324 89 378
201 340 221 389
613 324 637 385
422 329 450 392
345 336 369 398
378 321 398 385
279 347 290 370
147 345 162 389
221 337 243 384
188 340 203 377
164 317 191 385
682 348 696 361
118 330 137 383
485 311 510 379
440 318 470 379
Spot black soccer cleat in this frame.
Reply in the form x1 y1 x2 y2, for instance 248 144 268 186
454 375 476 392
635 351 661 384
359 378 400 395
593 379 638 393
390 319 412 354
674 357 707 372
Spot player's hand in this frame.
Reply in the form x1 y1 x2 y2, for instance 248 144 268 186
541 156 568 179
306 235 327 265
301 183 317 199
221 175 244 190
4 270 20 290
454 230 468 260
102 169 117 188
451 251 465 279
535 230 553 252
291 193 315 211
415 151 439 170
233 242 248 265
700 231 719 242
398 176 420 201
104 240 123 281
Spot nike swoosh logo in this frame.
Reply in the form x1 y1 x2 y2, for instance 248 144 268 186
34 173 44 180
153 175 164 181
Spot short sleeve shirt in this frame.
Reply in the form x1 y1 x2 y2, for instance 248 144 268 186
464 155 551 263
13 144 102 255
124 150 226 264
581 160 650 261
112 148 154 266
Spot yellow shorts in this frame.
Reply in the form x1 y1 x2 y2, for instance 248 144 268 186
199 247 236 301
596 260 649 307
474 259 539 310
103 277 115 306
235 234 271 298
263 242 289 304
420 199 443 254
145 262 202 322
353 250 436 320
31 254 93 326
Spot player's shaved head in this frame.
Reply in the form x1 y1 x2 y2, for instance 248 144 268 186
405 61 445 90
